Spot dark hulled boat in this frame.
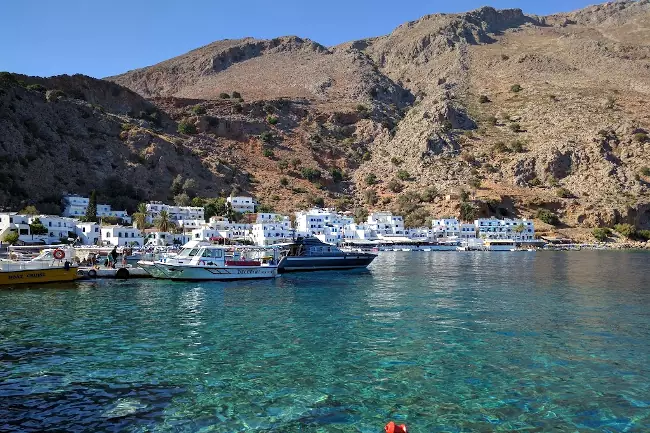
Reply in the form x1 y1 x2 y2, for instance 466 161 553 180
277 237 376 273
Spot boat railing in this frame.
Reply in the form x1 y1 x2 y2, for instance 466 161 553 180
0 260 68 272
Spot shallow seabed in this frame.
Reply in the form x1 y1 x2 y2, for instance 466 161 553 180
1 251 650 432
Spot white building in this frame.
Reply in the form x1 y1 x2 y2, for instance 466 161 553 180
101 226 144 247
28 215 78 244
227 196 256 214
294 208 353 244
176 219 206 232
144 231 190 246
145 202 204 223
75 222 101 245
250 213 293 246
432 218 461 238
0 213 40 244
475 218 535 241
62 195 130 223
367 212 406 239
342 223 377 242
191 218 252 242
460 223 477 239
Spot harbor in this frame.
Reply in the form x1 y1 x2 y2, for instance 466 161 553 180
1 250 649 432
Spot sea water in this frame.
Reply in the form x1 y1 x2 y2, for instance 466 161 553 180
1 251 649 432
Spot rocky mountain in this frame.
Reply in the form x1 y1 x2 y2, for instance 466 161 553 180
3 1 650 238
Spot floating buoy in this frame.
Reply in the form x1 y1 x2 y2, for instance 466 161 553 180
53 249 65 260
385 421 407 433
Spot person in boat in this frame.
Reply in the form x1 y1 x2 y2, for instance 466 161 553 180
110 247 118 269
385 422 407 433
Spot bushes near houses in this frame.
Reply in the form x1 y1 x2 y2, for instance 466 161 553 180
330 168 344 182
364 189 378 205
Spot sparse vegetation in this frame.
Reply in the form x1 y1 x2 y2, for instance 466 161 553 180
529 178 542 187
364 189 378 205
277 160 288 172
605 96 616 110
479 95 490 104
330 168 344 183
388 179 403 193
509 123 521 133
501 54 509 61
469 178 482 189
396 170 411 181
634 132 648 143
262 148 274 158
493 141 509 153
592 227 611 242
556 187 572 198
267 115 279 125
420 187 438 202
537 209 559 226
290 158 302 170
46 89 65 102
177 120 196 135
510 84 522 93
510 140 525 152
486 115 498 126
391 157 403 166
2 232 19 245
260 131 273 143
26 83 46 92
365 173 378 185
219 93 231 99
232 91 241 99
280 177 289 187
301 167 322 182
459 201 477 222
356 104 368 113
640 167 650 177
191 105 206 115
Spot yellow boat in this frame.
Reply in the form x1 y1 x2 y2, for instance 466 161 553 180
0 247 79 286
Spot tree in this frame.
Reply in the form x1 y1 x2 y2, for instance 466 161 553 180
537 209 559 226
191 105 206 115
155 210 174 233
204 198 228 221
232 91 242 99
354 207 369 224
278 160 289 172
182 178 198 197
301 167 322 182
2 232 19 245
29 218 49 235
177 120 196 134
388 179 403 193
459 202 477 222
290 158 302 170
330 168 344 182
85 190 98 222
133 203 148 230
191 197 205 207
174 193 191 206
171 175 184 195
19 205 39 215
364 189 378 205
421 187 438 202
592 227 611 242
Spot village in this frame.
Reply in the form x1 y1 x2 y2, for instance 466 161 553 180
0 194 538 250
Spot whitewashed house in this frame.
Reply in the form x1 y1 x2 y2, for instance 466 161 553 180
432 218 461 239
227 196 256 214
144 231 190 246
250 213 293 246
367 212 406 239
0 213 40 243
191 218 252 242
145 202 204 223
75 222 101 245
30 216 78 244
475 218 535 241
62 195 130 222
101 226 144 247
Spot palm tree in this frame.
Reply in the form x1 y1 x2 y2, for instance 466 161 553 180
155 210 172 233
133 203 148 230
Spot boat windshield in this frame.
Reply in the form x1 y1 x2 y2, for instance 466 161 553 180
177 248 201 258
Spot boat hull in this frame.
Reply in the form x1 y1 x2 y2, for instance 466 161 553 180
138 261 278 281
0 267 78 286
277 254 376 272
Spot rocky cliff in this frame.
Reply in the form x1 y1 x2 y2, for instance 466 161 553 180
2 1 650 237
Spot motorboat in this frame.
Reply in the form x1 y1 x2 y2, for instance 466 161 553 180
277 237 376 272
0 247 78 285
137 241 278 281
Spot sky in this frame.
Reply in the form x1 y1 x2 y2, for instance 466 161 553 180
1 0 601 78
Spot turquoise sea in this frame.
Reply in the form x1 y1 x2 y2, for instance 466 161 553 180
1 251 650 432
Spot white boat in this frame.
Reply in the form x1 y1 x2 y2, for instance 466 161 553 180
1 247 78 285
138 241 278 281
483 240 518 251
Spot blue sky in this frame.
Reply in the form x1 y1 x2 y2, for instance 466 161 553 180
1 0 600 78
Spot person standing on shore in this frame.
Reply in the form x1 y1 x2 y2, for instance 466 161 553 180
110 247 118 269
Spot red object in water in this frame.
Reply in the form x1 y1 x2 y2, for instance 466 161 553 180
385 421 407 433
